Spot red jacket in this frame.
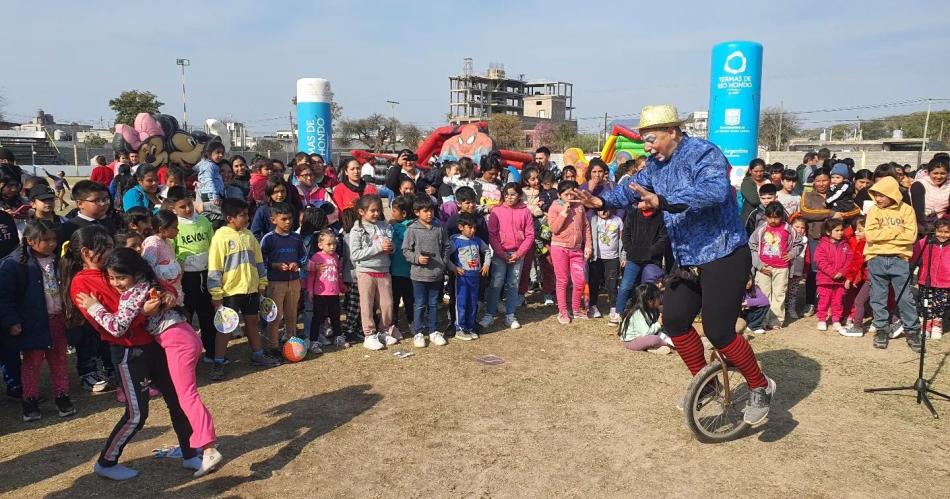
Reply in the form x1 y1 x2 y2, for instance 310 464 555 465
844 236 867 285
70 269 152 347
331 180 377 212
815 236 851 286
913 238 950 289
90 166 114 187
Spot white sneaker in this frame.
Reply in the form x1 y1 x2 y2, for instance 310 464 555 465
413 333 427 348
478 315 494 329
868 324 878 334
752 328 766 335
382 333 399 346
505 314 521 329
589 306 602 319
363 333 385 351
817 321 828 331
429 331 447 346
832 322 842 331
933 330 943 340
543 295 555 306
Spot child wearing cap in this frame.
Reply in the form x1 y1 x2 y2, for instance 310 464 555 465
29 185 65 225
826 163 856 213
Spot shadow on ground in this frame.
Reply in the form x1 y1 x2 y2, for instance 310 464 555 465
43 384 381 497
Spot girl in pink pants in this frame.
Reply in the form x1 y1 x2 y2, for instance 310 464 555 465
77 248 223 478
547 181 592 324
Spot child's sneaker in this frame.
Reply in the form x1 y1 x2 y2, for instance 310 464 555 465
469 330 479 340
455 330 475 341
388 326 404 341
429 331 447 346
572 310 588 320
589 306 602 319
803 305 816 317
505 314 521 329
816 321 827 331
80 372 108 393
751 328 766 335
22 398 40 422
308 342 323 355
251 352 281 367
55 394 76 417
334 335 351 348
649 345 672 355
832 322 842 332
839 325 864 338
363 333 385 351
889 325 905 339
209 362 226 381
478 314 494 329
381 332 399 346
413 333 427 348
543 295 555 306
873 328 889 349
557 313 571 325
608 308 621 324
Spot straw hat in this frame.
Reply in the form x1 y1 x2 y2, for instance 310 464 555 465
636 105 683 131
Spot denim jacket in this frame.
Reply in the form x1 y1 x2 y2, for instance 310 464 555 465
599 135 747 267
196 158 225 201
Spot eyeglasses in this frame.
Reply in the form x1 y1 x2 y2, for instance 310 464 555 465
82 197 110 205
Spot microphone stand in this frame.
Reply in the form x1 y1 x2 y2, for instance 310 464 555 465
864 236 950 418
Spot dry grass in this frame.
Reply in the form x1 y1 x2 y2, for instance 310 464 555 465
1 300 949 498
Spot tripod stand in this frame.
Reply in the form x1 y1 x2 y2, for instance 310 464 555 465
864 236 950 418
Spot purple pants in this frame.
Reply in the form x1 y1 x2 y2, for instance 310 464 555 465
623 336 666 351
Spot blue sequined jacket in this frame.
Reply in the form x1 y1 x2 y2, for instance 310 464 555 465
599 135 747 267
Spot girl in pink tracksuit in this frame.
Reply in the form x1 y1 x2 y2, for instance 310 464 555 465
913 218 950 339
547 181 592 324
814 219 852 330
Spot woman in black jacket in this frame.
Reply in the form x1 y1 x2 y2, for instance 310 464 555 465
611 206 669 323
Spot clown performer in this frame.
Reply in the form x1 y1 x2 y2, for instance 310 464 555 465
573 105 776 426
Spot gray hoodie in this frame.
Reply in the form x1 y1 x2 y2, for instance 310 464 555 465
402 219 452 282
349 220 392 273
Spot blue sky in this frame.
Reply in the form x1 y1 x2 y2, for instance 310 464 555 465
1 1 947 135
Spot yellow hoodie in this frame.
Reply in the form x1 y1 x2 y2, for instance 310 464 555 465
864 176 917 261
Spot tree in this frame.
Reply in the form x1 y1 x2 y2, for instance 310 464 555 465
337 114 393 152
758 106 801 151
531 121 557 150
331 101 343 122
109 90 163 127
488 114 523 150
253 139 284 153
84 135 108 147
0 89 5 121
400 123 424 149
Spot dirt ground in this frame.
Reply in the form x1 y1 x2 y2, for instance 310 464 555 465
1 296 949 499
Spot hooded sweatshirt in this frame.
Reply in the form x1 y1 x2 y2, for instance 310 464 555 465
621 208 668 265
864 177 917 261
487 202 535 260
401 219 453 282
814 236 851 286
913 237 950 289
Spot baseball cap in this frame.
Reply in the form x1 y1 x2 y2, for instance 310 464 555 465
28 185 56 201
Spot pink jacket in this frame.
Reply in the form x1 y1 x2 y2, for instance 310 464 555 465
815 236 851 286
487 202 535 260
306 251 343 296
913 239 950 288
547 200 592 254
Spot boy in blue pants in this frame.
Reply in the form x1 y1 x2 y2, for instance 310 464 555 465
448 213 492 340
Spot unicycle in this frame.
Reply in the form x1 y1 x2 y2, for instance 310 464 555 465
683 349 751 443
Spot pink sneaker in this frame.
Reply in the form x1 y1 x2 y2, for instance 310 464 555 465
572 310 589 320
557 314 571 325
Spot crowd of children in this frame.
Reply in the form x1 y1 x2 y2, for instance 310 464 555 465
0 143 948 481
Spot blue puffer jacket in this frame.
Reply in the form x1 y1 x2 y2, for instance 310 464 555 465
599 135 747 267
0 249 56 351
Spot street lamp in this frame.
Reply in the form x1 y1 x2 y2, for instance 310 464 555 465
176 58 190 131
386 100 399 152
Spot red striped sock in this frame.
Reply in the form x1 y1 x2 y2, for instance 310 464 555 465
718 335 767 389
671 328 707 376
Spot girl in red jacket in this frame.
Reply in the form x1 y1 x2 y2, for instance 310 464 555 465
840 218 870 337
61 226 199 482
913 218 950 339
814 219 851 332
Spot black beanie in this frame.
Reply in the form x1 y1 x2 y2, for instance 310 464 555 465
0 148 15 162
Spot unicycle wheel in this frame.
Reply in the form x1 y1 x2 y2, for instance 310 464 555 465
683 360 751 443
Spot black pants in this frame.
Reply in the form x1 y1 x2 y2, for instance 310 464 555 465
311 295 342 340
99 343 196 466
391 276 414 331
662 246 751 349
73 324 113 377
182 271 216 360
588 258 620 310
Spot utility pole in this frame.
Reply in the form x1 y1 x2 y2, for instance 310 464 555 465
289 111 295 148
939 120 945 143
776 101 784 150
599 112 608 151
922 98 932 151
386 100 400 152
176 58 190 131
